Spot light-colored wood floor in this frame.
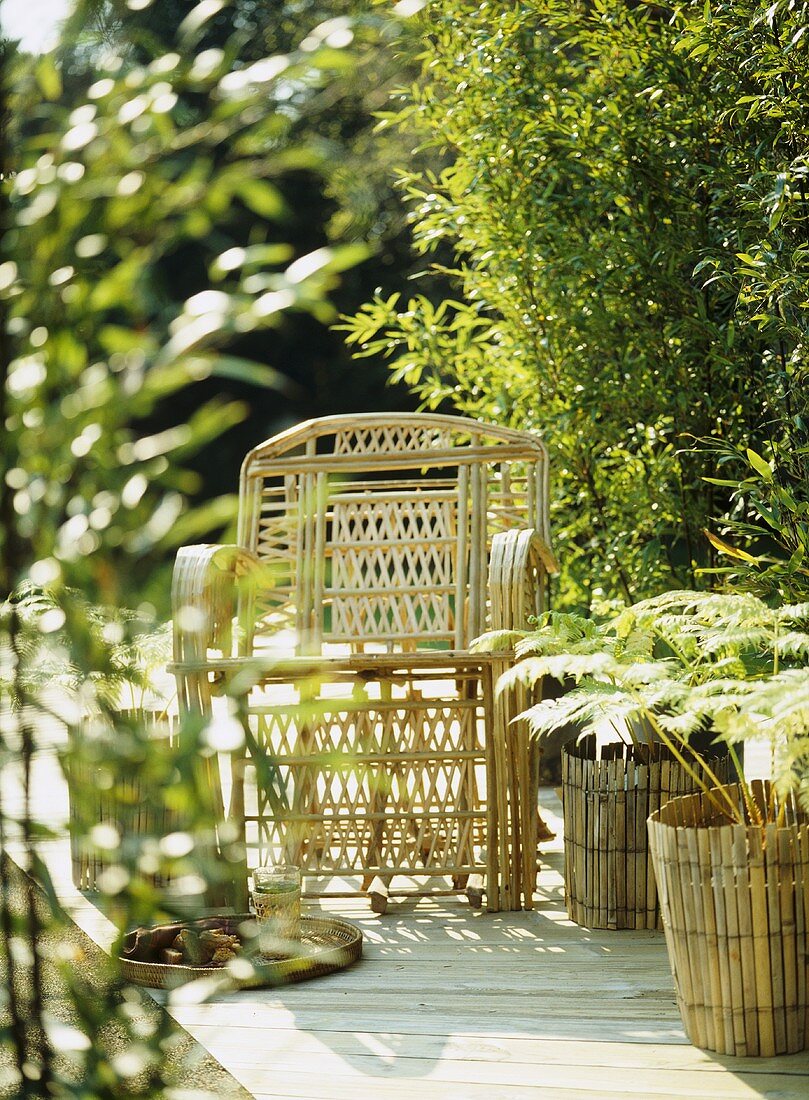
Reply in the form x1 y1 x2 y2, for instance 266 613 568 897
11 722 809 1099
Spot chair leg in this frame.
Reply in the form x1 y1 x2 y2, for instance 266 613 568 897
367 875 389 914
466 874 485 909
537 810 556 842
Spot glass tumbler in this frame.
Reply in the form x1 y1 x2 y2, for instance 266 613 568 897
252 864 301 953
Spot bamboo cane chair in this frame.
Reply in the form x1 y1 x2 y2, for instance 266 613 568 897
171 413 556 912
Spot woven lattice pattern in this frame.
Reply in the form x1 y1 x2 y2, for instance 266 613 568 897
239 415 552 652
488 468 534 537
332 423 457 454
254 482 299 632
329 490 458 642
241 670 488 890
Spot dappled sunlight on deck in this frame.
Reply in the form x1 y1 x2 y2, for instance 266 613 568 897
25 769 809 1098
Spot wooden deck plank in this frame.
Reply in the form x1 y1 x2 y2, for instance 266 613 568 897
201 1060 809 1099
184 1024 809 1074
160 1007 690 1044
244 1080 714 1100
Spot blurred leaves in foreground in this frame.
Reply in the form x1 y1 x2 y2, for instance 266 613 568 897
0 2 378 1094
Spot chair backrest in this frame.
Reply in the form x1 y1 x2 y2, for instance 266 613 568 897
238 413 550 653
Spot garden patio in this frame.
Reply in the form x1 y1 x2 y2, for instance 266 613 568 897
3 0 809 1096
5 710 807 1100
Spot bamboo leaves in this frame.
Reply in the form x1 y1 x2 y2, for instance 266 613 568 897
342 0 809 610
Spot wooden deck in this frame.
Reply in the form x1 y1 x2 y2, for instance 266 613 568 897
160 805 809 1100
10 721 809 1099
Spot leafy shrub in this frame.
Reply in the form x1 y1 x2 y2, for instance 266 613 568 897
343 0 809 609
0 5 364 1094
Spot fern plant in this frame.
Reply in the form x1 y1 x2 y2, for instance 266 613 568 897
1 583 174 715
474 591 809 823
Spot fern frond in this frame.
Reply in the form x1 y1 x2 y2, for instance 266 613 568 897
518 680 642 739
615 658 682 686
470 629 526 653
506 590 809 801
774 632 809 660
497 652 624 695
776 603 809 625
658 709 713 740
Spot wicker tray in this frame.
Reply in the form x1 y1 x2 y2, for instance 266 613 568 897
120 914 362 990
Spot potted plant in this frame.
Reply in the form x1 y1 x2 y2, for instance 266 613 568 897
646 666 809 1056
5 585 182 891
477 597 737 929
478 590 809 1053
42 586 238 911
67 611 186 894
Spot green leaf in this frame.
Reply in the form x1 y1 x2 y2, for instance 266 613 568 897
237 178 285 219
705 530 758 563
746 448 774 482
36 56 62 101
157 494 238 547
179 0 227 41
318 242 370 275
208 355 297 394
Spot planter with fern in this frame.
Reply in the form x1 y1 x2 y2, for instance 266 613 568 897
477 592 809 1049
562 734 730 930
62 619 183 891
69 707 182 891
13 588 230 907
476 593 809 949
649 780 809 1056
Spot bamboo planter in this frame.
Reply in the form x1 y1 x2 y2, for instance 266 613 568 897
648 782 809 1057
561 736 730 930
69 709 181 891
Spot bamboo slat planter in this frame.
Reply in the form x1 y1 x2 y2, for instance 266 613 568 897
69 709 181 891
561 736 730 930
648 782 809 1057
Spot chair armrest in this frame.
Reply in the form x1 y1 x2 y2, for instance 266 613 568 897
488 528 556 633
172 544 262 665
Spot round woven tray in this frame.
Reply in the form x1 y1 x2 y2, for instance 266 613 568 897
120 914 362 990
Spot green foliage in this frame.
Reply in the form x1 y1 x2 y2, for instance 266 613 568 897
701 437 809 601
342 0 809 609
676 0 809 603
3 9 363 607
0 4 364 1094
1 584 173 710
480 592 809 817
57 0 435 500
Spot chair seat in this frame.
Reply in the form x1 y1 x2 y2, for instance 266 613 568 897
169 648 510 678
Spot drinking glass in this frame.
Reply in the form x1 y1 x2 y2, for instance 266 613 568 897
252 864 301 953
